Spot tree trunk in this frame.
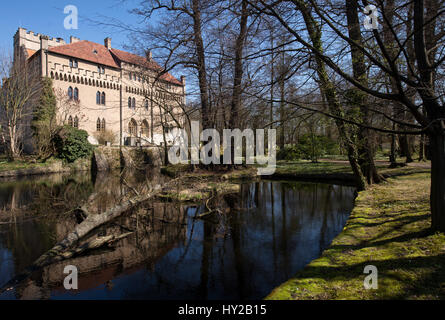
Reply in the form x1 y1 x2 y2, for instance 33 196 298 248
297 0 366 190
429 131 445 231
419 134 425 161
399 134 413 163
192 0 211 130
345 0 383 184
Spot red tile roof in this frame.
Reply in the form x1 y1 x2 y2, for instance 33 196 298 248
48 40 183 86
26 49 37 59
49 40 120 68
110 48 183 86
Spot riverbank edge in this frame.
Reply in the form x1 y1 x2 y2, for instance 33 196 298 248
0 158 91 178
157 163 431 203
266 171 445 300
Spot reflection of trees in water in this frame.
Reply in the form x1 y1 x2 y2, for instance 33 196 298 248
13 201 189 299
0 168 176 299
2 177 356 300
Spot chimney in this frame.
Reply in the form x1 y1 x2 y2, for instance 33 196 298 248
104 37 112 49
146 50 152 60
180 76 186 86
40 35 49 50
70 36 80 44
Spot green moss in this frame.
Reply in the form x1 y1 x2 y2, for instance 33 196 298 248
267 173 445 300
0 157 60 173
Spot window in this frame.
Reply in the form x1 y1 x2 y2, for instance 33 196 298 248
128 119 137 136
68 116 73 127
96 91 101 105
74 116 79 129
74 88 79 101
132 98 136 109
68 87 73 99
101 92 106 105
70 59 78 68
97 118 101 132
101 118 106 131
128 97 132 109
145 100 149 110
129 73 132 80
97 66 105 74
141 120 149 136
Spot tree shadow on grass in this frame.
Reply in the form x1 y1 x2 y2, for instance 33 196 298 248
329 214 432 252
299 253 445 299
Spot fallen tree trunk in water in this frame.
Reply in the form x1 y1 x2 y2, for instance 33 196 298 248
0 180 175 294
59 232 133 260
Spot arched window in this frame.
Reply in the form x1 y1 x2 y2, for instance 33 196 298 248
129 73 132 80
132 98 136 109
128 119 137 136
68 87 73 99
141 120 149 136
101 92 106 105
96 91 101 105
97 118 101 132
74 88 79 101
145 100 149 110
73 116 79 129
101 118 106 131
68 116 73 127
128 97 132 108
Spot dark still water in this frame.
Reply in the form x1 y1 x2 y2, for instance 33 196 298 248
0 172 355 300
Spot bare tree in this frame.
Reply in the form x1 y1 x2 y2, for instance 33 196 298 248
0 52 41 160
250 0 445 230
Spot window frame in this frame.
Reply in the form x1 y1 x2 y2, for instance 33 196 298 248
101 92 106 105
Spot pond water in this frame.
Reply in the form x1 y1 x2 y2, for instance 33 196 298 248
0 171 355 300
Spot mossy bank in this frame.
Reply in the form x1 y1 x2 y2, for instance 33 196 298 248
266 173 445 300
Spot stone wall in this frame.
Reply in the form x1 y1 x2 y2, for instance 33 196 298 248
93 146 164 172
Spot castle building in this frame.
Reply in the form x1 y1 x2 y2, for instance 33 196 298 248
13 27 186 149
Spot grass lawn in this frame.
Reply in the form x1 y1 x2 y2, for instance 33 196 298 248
0 157 60 173
274 160 353 175
266 172 445 300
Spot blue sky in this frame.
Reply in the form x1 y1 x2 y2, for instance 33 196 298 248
0 0 143 52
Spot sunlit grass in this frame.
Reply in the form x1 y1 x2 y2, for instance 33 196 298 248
266 173 445 300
